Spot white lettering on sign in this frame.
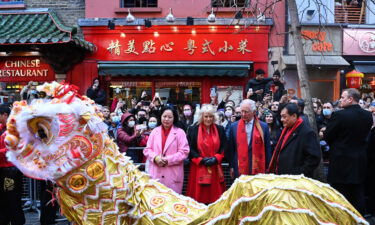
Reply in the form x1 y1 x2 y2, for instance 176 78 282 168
4 59 41 68
0 69 48 77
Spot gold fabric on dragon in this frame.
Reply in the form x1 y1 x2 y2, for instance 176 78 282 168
4 82 368 225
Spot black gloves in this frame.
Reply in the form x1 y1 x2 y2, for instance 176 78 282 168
201 157 218 166
200 157 210 165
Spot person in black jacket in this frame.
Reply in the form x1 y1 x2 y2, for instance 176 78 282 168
324 88 373 215
245 69 272 102
268 103 321 178
265 70 285 102
186 104 227 203
86 78 106 106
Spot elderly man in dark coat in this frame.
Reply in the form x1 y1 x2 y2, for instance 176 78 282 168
227 99 271 178
268 103 321 178
324 88 373 215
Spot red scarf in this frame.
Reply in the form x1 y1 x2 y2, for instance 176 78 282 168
161 126 171 154
237 117 265 175
197 124 222 184
268 117 303 174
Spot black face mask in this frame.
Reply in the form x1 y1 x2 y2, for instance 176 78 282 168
235 115 241 121
138 117 147 125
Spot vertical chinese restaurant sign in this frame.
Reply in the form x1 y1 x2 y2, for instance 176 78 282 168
0 57 55 82
83 25 270 62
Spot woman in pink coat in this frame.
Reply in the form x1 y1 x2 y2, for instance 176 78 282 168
143 107 190 193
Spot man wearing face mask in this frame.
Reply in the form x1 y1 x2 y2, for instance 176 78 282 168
180 104 194 132
136 109 148 125
319 102 334 129
108 113 121 140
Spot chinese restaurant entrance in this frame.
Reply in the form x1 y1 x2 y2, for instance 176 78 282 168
71 21 271 107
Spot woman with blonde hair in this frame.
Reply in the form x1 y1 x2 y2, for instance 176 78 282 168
186 104 227 203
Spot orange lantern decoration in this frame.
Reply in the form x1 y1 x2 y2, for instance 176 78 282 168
345 70 364 89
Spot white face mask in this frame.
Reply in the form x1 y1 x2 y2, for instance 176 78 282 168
225 111 233 118
148 122 157 129
128 121 135 128
183 110 192 117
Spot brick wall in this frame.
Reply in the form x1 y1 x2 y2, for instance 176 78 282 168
24 0 85 34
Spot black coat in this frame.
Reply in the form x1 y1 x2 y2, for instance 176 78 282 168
187 124 227 160
245 78 272 102
275 122 321 178
265 80 284 101
324 104 373 184
86 87 106 106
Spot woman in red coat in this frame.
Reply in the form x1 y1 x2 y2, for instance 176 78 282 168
186 104 227 204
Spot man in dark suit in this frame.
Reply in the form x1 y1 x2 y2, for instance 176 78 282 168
227 99 271 178
324 88 373 215
268 103 321 177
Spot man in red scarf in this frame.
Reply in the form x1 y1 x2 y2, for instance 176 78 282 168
227 99 271 178
268 103 321 177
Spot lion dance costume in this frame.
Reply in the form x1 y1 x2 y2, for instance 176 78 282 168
4 82 368 225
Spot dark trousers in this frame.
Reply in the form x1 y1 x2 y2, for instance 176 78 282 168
331 183 366 215
0 167 25 225
40 181 58 225
126 148 142 163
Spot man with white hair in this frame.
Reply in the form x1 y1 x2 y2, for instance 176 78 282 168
227 99 271 178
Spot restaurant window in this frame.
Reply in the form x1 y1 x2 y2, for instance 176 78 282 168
0 82 28 104
155 81 201 109
121 0 157 7
310 81 334 103
211 0 249 7
109 81 152 108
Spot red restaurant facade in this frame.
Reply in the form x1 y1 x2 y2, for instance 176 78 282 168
70 20 271 107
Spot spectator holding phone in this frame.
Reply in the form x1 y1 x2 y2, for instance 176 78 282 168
246 69 272 102
86 78 106 106
265 70 285 101
117 112 147 163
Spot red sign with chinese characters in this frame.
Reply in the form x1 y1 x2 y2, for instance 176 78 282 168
0 57 55 82
83 25 270 62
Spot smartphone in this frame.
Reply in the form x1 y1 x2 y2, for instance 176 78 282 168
210 87 217 97
282 90 288 95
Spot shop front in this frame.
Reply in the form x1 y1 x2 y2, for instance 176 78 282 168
75 20 271 108
0 57 55 103
343 28 375 94
279 26 349 102
0 9 95 103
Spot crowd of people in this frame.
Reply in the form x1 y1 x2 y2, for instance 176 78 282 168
0 73 374 224
87 71 375 217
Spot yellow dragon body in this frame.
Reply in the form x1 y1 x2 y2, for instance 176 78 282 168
4 82 368 225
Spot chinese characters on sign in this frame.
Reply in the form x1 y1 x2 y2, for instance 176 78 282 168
106 39 252 56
